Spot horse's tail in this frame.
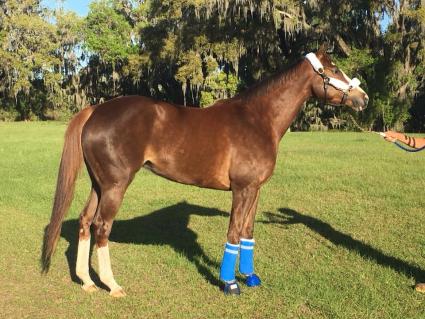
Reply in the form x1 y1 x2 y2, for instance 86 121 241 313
41 106 96 273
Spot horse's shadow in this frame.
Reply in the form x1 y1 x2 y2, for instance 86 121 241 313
261 208 425 284
60 201 228 290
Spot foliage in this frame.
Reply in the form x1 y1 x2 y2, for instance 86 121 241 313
0 0 424 131
370 0 425 131
200 69 239 107
84 0 136 64
0 0 59 119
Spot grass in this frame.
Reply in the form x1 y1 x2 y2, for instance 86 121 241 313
0 121 424 318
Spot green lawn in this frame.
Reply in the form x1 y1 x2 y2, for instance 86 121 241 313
0 122 424 318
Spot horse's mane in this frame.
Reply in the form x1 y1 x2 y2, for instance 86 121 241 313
237 58 304 101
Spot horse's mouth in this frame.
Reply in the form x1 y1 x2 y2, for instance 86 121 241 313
352 99 367 112
352 96 368 112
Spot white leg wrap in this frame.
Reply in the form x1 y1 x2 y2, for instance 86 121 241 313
76 237 95 288
97 244 121 293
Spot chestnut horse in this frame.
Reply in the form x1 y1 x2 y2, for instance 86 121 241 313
41 47 368 296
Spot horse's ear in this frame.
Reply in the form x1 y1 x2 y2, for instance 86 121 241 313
317 43 329 55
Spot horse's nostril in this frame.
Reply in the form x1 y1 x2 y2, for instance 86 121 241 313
364 96 369 106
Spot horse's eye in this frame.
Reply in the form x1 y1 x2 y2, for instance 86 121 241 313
333 68 339 74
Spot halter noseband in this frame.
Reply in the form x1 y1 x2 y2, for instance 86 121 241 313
305 53 361 105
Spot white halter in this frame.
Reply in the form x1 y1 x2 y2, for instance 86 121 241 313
305 52 361 93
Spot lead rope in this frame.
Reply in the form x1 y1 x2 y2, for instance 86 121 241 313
393 141 425 152
348 114 367 132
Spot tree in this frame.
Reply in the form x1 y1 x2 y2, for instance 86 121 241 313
379 0 425 130
0 0 60 119
0 0 423 131
82 0 137 100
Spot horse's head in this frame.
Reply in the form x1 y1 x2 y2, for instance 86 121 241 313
307 46 369 111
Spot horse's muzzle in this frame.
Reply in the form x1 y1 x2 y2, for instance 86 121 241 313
364 96 369 107
352 95 369 111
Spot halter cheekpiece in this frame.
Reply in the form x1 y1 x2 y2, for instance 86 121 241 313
305 52 361 105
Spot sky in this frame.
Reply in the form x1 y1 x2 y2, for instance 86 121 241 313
42 0 92 16
381 13 391 32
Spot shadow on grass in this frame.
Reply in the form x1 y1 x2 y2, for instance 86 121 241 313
60 201 228 290
262 208 425 283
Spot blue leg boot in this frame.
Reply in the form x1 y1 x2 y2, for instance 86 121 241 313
220 242 241 295
239 238 261 287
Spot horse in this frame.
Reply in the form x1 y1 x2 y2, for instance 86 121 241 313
41 46 369 296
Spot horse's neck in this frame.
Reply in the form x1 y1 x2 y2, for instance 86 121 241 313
246 60 313 143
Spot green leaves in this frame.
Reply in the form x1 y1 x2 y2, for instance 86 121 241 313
84 0 134 64
175 51 203 86
0 0 423 130
0 0 62 118
200 70 238 107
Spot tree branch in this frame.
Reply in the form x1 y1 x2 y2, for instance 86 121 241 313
334 34 351 57
275 9 294 19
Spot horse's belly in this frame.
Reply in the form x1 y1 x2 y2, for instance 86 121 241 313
143 159 231 190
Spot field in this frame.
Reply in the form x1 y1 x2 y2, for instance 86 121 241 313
0 122 424 318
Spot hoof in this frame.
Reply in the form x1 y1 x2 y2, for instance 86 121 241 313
223 281 241 295
110 287 127 298
82 283 98 293
415 283 425 293
245 274 261 287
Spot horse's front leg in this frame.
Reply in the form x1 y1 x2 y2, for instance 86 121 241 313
220 186 259 295
239 189 262 288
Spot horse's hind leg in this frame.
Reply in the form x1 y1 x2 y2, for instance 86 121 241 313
76 187 99 292
93 183 128 297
